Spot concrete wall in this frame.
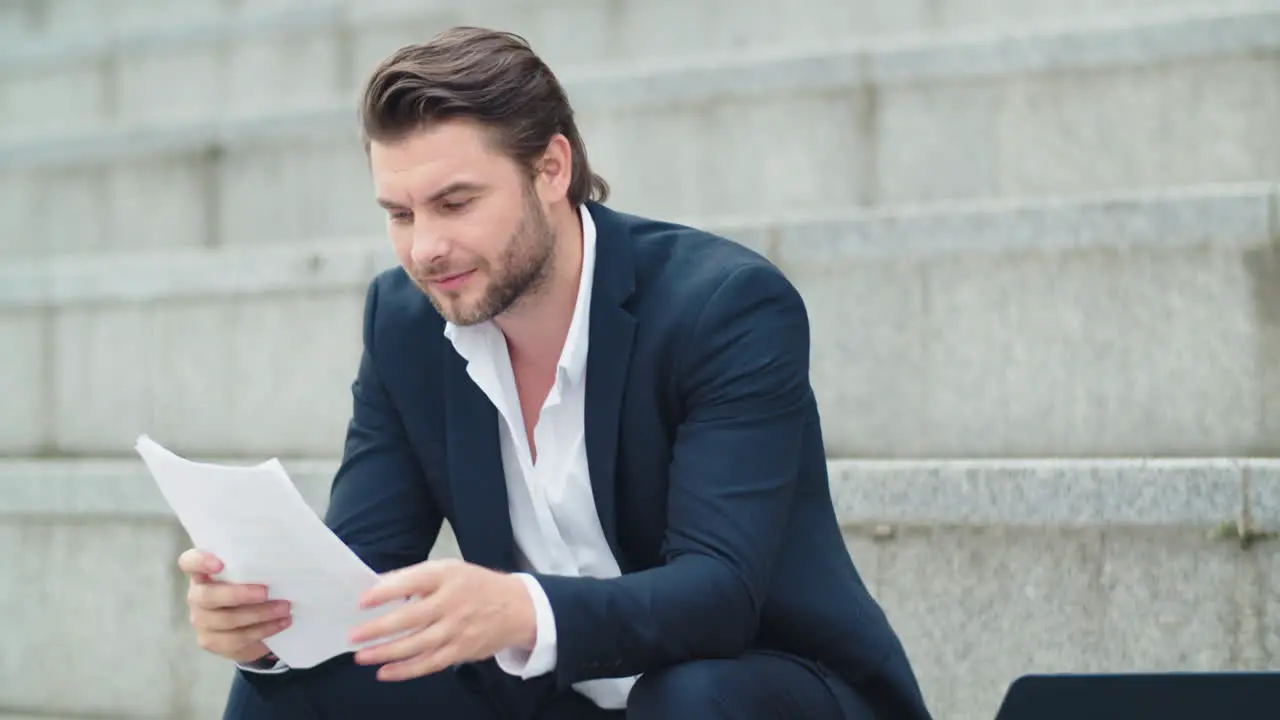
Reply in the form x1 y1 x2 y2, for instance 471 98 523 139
5 1 1272 63
2 457 1279 719
2 184 1277 459
2 7 1278 257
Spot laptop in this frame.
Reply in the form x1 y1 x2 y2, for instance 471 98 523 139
994 672 1280 719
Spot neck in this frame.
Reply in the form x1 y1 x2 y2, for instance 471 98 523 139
493 203 583 368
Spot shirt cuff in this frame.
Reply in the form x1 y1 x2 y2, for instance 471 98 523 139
493 573 557 679
236 658 291 674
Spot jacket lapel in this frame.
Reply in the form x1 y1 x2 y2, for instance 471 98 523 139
583 203 637 566
443 346 516 571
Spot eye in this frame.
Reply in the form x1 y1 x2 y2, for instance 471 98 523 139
388 210 413 225
441 198 472 213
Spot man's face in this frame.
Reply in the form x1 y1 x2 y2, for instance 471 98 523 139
369 119 557 326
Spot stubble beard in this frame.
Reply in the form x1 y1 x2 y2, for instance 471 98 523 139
417 191 557 327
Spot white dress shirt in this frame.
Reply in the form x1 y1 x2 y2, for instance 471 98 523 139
241 205 636 710
444 203 635 709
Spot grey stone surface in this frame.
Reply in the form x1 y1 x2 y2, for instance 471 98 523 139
871 460 1105 526
0 58 108 139
77 524 1280 720
1 458 1278 718
51 304 159 453
5 0 1274 71
1258 544 1280 668
780 187 1277 457
0 171 34 257
1242 461 1280 533
2 183 1272 302
980 54 1280 204
0 165 113 259
585 91 873 220
874 526 1107 719
867 4 1280 83
872 77 1005 206
0 4 337 68
3 292 360 458
2 185 1278 457
0 456 336 517
113 40 223 129
182 649 240 720
1096 529 1268 672
828 459 1270 529
1095 460 1242 525
4 6 1275 122
216 138 382 251
0 521 182 717
194 292 362 457
2 8 1277 231
0 311 47 455
3 457 1272 530
0 240 382 308
768 182 1276 260
105 153 213 252
868 525 1280 719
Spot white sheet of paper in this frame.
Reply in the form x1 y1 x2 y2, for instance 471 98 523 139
135 434 404 669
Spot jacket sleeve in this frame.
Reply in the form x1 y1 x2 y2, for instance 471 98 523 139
239 276 444 689
532 262 812 687
321 277 444 575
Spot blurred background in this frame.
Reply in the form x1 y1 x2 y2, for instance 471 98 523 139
2 0 1280 717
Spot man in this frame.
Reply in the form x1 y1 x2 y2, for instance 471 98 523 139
178 26 932 720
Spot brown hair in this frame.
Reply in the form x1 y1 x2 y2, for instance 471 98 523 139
359 26 609 206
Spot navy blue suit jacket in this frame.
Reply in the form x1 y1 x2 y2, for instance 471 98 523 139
261 202 930 718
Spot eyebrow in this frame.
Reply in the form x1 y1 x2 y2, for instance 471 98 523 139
376 181 486 210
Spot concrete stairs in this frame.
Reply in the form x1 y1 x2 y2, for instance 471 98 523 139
3 4 1279 256
3 183 1279 459
2 457 1279 719
2 1 1279 719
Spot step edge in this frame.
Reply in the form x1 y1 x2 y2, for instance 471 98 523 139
1 182 1274 310
2 456 1276 531
1 6 1276 169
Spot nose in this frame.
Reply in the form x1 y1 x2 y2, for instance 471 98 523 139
409 220 448 268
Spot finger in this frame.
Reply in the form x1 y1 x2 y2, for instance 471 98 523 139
359 563 447 609
198 616 292 661
355 620 449 666
178 549 223 577
188 581 269 610
241 615 293 645
198 600 291 632
376 645 454 682
349 596 437 645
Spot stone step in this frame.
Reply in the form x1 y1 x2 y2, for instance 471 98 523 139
2 6 1278 257
3 0 1266 73
0 0 232 43
1 455 1276 720
1 182 1276 459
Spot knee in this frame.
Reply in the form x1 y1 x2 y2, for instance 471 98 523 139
627 660 736 719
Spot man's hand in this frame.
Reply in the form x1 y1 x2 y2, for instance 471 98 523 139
349 559 536 681
178 549 292 663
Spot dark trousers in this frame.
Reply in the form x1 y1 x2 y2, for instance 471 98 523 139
224 650 878 719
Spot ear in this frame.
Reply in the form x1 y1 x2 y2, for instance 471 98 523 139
533 134 573 204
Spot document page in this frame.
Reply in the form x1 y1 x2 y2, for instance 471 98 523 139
135 435 404 669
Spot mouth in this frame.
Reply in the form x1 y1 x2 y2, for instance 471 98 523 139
428 269 476 291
